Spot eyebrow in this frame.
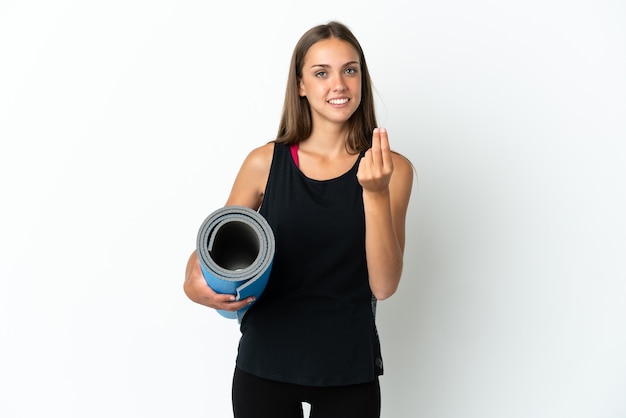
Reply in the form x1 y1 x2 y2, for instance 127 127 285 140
309 61 360 69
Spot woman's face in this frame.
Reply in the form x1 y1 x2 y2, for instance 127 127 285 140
298 38 362 128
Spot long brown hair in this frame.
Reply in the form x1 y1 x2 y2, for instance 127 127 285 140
275 21 377 153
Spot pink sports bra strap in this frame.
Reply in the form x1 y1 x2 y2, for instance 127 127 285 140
290 143 299 168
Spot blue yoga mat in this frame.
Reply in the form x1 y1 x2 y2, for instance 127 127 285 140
196 206 275 322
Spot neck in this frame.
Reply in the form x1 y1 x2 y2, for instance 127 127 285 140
302 123 350 156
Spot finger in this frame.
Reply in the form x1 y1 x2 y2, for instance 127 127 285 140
371 128 380 150
371 128 383 169
357 149 371 181
211 291 252 304
211 291 236 302
214 293 255 311
219 295 256 312
359 148 371 167
378 128 393 169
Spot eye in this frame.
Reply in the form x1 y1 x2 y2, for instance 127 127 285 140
315 71 327 78
344 67 358 75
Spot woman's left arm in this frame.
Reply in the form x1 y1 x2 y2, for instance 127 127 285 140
357 128 414 300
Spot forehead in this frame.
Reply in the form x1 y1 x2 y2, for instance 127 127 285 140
303 38 360 65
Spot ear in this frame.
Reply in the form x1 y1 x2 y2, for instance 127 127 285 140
298 79 306 97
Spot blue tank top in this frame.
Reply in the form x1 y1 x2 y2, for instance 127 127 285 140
235 142 383 386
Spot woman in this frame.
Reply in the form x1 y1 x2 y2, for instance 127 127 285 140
184 21 413 418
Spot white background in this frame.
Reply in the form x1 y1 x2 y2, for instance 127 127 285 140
1 1 625 417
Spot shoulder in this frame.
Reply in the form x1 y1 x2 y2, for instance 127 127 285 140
391 151 412 168
239 141 277 185
389 151 415 207
225 142 276 208
391 151 415 185
241 142 275 172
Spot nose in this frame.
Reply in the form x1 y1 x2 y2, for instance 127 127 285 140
332 72 347 92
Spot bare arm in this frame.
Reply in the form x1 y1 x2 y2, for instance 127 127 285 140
183 251 253 311
357 128 413 300
183 143 274 309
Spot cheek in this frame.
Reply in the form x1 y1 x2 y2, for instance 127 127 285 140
299 79 323 97
351 80 362 100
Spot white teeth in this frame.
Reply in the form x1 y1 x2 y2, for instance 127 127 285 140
328 98 349 105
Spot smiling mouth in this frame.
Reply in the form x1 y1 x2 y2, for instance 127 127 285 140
328 98 349 105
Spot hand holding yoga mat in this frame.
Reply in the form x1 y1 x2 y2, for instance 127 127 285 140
196 206 275 322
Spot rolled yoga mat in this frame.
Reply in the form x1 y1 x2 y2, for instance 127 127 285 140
196 206 275 322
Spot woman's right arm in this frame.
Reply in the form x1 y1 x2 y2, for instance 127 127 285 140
183 142 274 311
183 251 254 310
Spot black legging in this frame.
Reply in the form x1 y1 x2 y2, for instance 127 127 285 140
232 367 381 418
